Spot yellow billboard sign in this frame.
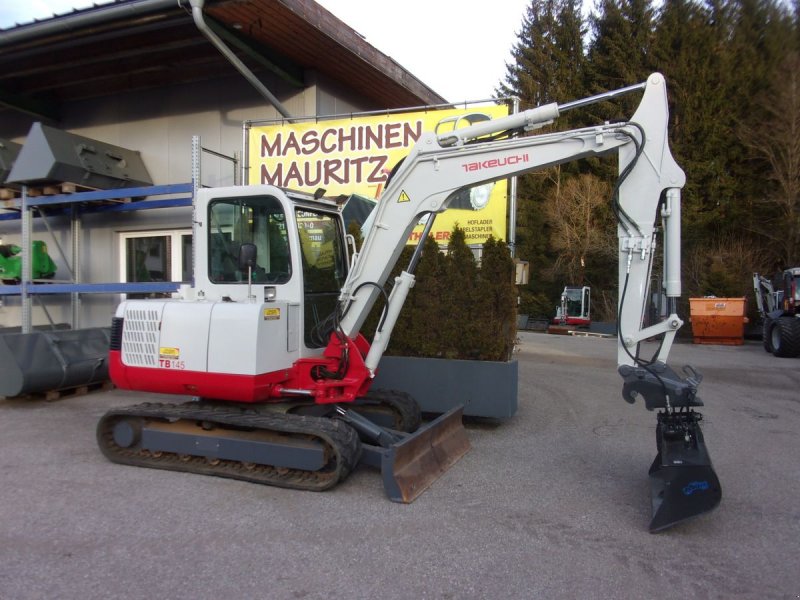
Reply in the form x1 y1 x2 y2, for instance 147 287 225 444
247 104 511 245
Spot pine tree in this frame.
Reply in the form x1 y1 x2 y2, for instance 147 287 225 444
403 235 449 357
499 0 562 107
586 0 657 112
651 0 735 245
796 0 800 46
492 0 800 313
739 51 800 266
497 0 591 317
442 226 481 358
725 0 795 233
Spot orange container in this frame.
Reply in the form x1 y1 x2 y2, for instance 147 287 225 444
689 297 748 345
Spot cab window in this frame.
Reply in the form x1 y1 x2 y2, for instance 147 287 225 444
208 196 290 284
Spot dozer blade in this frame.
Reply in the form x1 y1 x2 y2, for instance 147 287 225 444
380 406 470 503
648 411 721 533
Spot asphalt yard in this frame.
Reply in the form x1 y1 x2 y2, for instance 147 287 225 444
1 332 797 599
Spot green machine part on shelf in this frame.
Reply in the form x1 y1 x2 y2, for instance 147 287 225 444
0 241 57 281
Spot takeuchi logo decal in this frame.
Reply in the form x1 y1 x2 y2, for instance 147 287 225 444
461 153 529 172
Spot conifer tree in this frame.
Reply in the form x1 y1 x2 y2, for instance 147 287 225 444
478 237 518 360
401 235 449 357
651 0 734 244
499 0 562 106
497 0 590 317
443 226 481 358
586 0 657 111
739 51 800 266
724 0 795 236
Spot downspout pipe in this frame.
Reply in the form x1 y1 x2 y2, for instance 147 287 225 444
189 0 294 121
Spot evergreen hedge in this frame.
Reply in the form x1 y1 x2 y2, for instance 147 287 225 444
361 225 518 362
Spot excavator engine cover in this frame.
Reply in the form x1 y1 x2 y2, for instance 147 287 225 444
648 410 721 532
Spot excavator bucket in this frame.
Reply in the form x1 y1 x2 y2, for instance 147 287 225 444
648 411 721 532
380 406 470 503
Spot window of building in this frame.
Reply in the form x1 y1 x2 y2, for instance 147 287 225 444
119 229 192 298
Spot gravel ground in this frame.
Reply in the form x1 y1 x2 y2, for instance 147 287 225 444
0 332 797 599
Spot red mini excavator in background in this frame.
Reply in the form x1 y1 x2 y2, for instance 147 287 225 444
552 286 591 328
98 74 721 532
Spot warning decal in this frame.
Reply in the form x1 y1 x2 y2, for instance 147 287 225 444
263 308 281 320
398 191 410 203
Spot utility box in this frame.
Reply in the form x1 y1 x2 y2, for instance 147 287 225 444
514 259 530 285
689 297 748 345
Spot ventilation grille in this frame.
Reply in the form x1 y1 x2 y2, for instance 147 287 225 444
121 307 160 367
109 317 124 351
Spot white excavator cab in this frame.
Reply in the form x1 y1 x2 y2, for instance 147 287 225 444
194 186 350 350
112 187 352 399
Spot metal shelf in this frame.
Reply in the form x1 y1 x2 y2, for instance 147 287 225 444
1 181 196 331
0 282 182 296
0 136 232 332
0 183 193 221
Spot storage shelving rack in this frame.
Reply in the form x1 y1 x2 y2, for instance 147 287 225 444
0 183 194 333
0 136 239 333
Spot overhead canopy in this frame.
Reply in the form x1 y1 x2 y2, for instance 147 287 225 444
0 0 447 122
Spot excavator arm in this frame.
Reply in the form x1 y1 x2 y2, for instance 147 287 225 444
338 74 679 374
331 73 720 531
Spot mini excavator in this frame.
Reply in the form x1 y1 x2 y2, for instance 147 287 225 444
99 73 721 531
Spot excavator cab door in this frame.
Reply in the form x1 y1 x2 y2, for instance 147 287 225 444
293 205 350 348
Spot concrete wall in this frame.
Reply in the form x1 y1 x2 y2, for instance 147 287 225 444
0 70 371 330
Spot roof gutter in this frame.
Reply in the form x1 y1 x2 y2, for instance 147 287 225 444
188 0 294 121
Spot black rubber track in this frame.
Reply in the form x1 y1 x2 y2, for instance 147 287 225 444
354 389 422 433
97 402 362 492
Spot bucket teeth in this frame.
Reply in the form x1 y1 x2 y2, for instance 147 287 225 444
648 411 721 532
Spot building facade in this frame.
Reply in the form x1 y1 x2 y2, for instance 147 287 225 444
0 0 445 330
